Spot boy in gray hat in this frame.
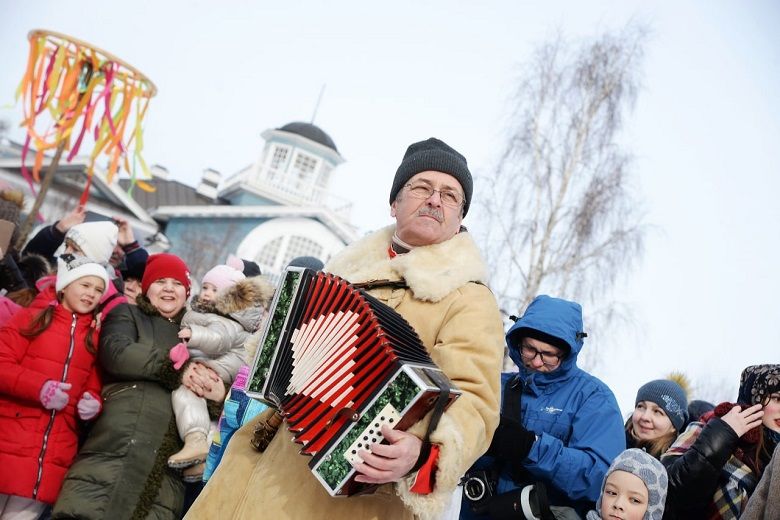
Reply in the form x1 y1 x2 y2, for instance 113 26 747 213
587 448 669 520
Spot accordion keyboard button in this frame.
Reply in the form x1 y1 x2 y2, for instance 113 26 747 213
343 404 402 467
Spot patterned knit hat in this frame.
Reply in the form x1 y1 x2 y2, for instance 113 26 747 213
55 255 110 293
56 221 119 265
636 379 688 432
595 449 669 520
389 137 473 216
738 364 780 405
141 253 191 296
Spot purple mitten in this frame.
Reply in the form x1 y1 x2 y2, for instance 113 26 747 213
77 392 101 420
169 341 190 370
39 380 72 411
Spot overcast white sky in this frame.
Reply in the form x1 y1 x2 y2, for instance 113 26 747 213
1 0 778 413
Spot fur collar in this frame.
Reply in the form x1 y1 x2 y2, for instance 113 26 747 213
213 276 276 315
190 276 275 315
325 225 488 303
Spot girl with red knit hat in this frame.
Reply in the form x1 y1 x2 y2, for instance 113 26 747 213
0 255 108 519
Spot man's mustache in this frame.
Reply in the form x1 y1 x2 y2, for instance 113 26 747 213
417 207 443 222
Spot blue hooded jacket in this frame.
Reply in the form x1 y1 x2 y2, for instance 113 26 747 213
461 295 625 517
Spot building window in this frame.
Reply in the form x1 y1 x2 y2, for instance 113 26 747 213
270 145 290 171
291 152 318 185
254 236 284 272
252 234 325 285
282 236 324 267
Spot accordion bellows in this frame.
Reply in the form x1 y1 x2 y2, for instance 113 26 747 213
246 267 461 496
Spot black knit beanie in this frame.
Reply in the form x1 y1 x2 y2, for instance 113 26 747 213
288 255 324 271
389 137 473 216
241 258 262 278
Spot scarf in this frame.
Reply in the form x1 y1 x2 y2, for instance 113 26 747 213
666 403 769 520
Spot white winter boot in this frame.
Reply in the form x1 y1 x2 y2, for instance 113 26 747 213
168 432 209 469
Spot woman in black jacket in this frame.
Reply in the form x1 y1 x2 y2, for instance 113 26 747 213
660 364 779 520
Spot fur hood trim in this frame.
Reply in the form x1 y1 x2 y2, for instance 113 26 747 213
397 413 464 520
325 225 488 303
214 275 276 315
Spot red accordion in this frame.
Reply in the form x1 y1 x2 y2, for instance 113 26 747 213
246 267 460 496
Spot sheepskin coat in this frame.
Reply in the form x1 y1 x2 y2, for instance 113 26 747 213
186 225 505 520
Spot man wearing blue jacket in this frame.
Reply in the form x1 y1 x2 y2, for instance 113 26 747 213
460 295 625 519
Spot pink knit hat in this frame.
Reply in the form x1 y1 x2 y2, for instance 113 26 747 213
201 256 245 292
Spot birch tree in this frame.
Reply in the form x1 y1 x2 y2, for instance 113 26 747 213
477 26 648 351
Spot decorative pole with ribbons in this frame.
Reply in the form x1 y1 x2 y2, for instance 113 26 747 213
13 29 157 249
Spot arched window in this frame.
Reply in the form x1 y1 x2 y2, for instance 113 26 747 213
236 217 345 284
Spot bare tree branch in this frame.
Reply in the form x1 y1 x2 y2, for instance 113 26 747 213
474 25 649 366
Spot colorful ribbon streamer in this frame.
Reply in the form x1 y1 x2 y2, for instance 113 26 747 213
14 30 157 204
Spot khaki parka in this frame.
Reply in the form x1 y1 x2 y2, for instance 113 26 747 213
187 225 505 520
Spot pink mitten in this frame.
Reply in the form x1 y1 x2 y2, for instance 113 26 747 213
77 392 101 420
40 380 72 411
169 341 190 370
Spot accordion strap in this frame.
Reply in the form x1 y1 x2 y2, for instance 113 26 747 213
410 369 452 473
351 279 409 291
251 410 284 452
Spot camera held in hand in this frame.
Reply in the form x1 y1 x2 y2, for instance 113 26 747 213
462 469 496 506
462 470 554 520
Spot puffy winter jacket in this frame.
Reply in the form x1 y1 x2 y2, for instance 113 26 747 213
182 276 274 383
462 295 625 517
0 305 101 504
52 297 186 520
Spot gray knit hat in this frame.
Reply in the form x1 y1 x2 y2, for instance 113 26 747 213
595 449 669 520
635 379 688 432
389 137 473 216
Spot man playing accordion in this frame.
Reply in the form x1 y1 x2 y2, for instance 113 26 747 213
187 137 505 520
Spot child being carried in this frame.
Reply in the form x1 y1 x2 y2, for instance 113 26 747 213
167 256 274 477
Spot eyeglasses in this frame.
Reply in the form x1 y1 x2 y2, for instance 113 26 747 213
520 343 562 367
403 183 464 208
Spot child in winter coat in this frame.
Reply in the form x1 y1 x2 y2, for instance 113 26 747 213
586 448 669 520
0 255 108 519
626 379 689 458
167 258 275 480
661 364 779 519
202 255 322 483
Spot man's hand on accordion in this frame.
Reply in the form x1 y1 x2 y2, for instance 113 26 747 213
353 424 422 484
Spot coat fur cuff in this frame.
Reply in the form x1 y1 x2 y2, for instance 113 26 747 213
396 413 465 520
